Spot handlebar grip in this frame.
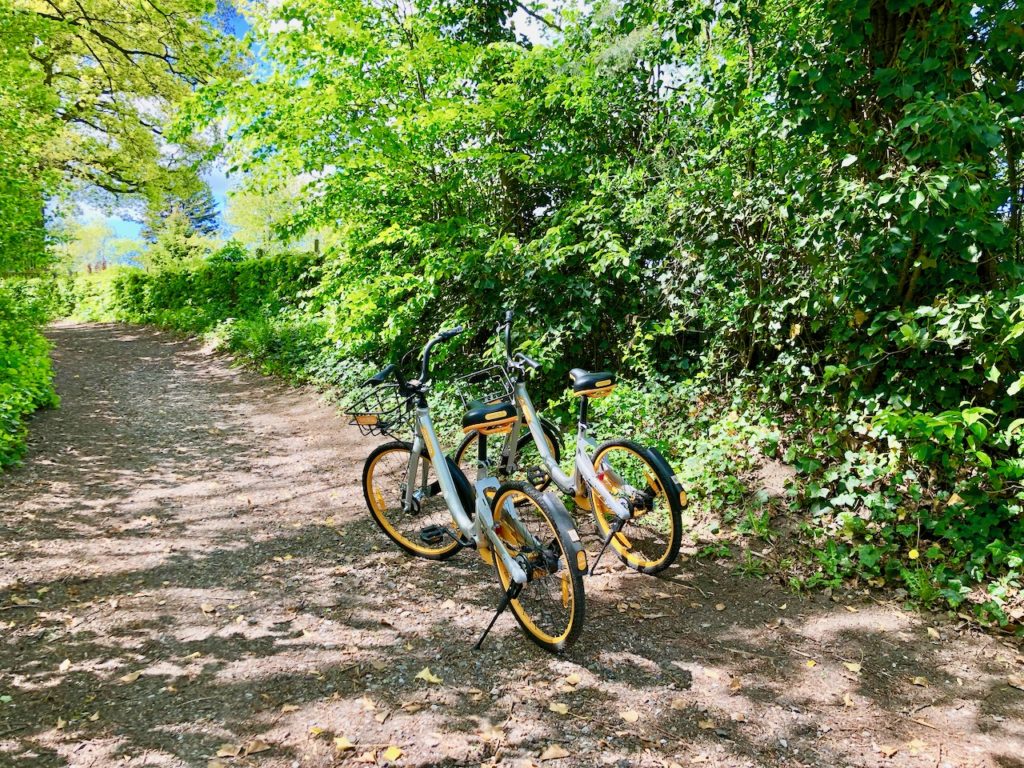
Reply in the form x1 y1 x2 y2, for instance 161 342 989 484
437 325 464 341
517 353 541 370
367 363 395 386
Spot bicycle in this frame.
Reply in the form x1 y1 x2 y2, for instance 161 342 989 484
347 326 588 652
453 311 686 575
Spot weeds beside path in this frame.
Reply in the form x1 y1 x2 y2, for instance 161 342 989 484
1 322 1021 768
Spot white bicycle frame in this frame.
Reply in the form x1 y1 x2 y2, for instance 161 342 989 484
506 381 633 523
405 405 534 585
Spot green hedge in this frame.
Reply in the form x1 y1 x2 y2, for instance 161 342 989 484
68 253 336 383
0 279 58 467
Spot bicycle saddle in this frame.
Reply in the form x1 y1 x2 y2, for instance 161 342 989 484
462 400 517 434
568 368 616 397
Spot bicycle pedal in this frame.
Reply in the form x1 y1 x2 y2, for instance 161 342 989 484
526 466 549 486
419 524 471 548
419 524 447 546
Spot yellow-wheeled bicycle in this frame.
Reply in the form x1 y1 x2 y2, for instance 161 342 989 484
454 312 686 575
347 327 588 652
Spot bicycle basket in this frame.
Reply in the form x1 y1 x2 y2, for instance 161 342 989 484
344 383 414 437
453 364 515 408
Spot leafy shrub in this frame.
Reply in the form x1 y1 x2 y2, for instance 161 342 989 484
0 280 59 466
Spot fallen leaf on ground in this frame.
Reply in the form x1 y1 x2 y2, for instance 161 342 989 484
805 660 816 668
549 702 569 715
910 676 928 687
539 744 570 760
280 704 299 713
370 660 387 671
926 627 940 639
374 711 389 724
731 712 746 722
200 603 215 614
843 693 855 707
334 736 354 752
564 673 581 686
908 738 927 755
353 751 376 763
843 662 862 674
1008 675 1024 691
119 671 142 683
619 710 640 723
670 698 687 710
87 712 99 722
245 739 271 755
479 724 503 742
844 605 858 613
207 761 227 768
878 744 899 758
415 667 442 684
697 719 715 730
215 744 241 758
728 675 742 692
361 696 376 711
309 726 324 736
58 659 71 673
382 745 402 761
714 603 725 611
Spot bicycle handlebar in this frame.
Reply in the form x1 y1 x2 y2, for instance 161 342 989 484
419 325 464 383
498 310 541 373
499 309 514 362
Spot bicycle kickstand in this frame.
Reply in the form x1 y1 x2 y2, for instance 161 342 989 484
474 581 523 650
589 516 629 577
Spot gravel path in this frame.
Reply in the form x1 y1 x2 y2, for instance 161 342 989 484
0 322 1021 768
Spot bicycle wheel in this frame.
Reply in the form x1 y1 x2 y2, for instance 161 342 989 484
490 482 586 652
362 441 474 560
591 440 683 574
454 420 561 491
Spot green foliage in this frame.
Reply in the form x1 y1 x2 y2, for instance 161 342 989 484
0 280 59 467
162 0 1024 623
64 249 330 382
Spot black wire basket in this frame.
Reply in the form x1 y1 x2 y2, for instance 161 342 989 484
344 383 414 438
453 364 515 408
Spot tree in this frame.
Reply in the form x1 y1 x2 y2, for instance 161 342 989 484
143 186 221 241
1 0 231 278
141 208 210 270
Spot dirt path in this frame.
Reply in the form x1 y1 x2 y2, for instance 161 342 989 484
1 322 1021 768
